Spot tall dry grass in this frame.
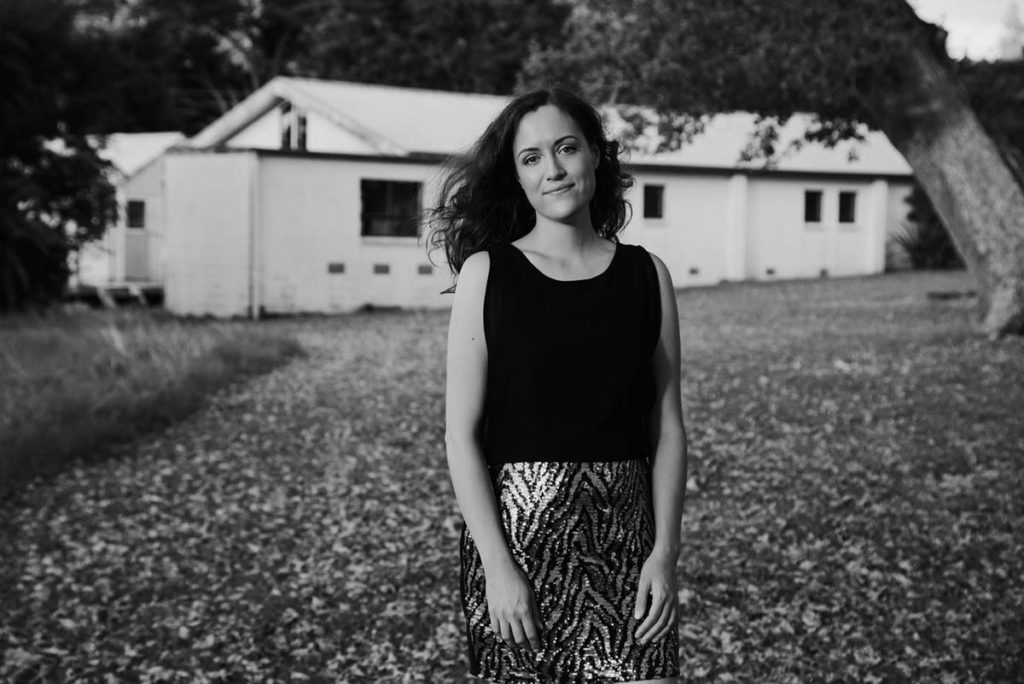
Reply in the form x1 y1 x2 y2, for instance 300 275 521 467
0 307 303 496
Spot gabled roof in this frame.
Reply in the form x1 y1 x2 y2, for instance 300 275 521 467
186 77 912 176
96 132 184 177
615 111 911 176
187 77 507 156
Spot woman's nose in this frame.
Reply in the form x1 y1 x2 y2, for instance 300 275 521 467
544 157 566 180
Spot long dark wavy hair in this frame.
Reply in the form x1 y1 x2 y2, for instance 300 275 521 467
426 87 634 293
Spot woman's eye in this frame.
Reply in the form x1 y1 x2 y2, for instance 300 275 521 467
559 145 577 154
522 155 539 165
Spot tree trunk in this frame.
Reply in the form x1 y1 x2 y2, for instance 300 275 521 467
863 39 1024 337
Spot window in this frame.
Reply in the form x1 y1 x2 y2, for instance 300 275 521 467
804 190 822 223
280 102 307 151
360 180 422 237
643 184 665 219
839 191 857 223
373 263 390 274
126 200 145 229
418 264 433 275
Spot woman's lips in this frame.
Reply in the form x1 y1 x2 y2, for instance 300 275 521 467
544 183 575 195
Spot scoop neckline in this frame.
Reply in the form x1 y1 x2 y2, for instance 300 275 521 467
508 241 620 284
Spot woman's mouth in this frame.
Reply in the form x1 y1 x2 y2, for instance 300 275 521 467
544 183 575 195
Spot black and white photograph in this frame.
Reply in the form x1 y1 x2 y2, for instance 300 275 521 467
1 0 1022 681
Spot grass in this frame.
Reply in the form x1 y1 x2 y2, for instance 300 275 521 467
0 306 304 497
0 270 1021 682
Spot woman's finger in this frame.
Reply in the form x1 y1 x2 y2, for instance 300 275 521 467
522 608 542 650
634 582 664 633
650 605 678 643
633 575 651 620
498 618 513 644
635 588 672 642
509 619 529 648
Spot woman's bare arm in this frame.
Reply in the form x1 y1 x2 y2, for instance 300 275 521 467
444 250 542 650
634 252 688 645
445 251 509 565
647 253 688 556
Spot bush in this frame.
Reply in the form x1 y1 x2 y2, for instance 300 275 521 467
892 184 966 270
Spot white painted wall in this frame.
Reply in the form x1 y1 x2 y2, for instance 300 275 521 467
74 159 167 285
256 156 450 313
161 150 913 317
164 153 255 316
123 159 165 281
622 173 732 287
306 110 379 154
75 223 117 285
745 178 880 280
225 108 282 149
225 106 378 154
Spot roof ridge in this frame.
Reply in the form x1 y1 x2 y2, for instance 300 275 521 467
276 76 509 101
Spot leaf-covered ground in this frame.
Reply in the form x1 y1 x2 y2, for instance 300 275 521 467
1 270 1022 683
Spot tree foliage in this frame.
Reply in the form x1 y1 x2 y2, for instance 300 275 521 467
2 0 569 312
896 185 966 270
522 0 1024 336
897 57 1024 271
302 0 570 95
85 0 572 135
0 0 117 312
959 57 1024 179
522 0 941 151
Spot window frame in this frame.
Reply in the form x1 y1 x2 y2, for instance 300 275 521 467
643 183 665 220
804 189 823 225
359 179 423 238
838 190 857 225
126 199 146 229
280 102 308 151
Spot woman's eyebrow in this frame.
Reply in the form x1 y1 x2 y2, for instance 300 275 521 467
516 135 580 157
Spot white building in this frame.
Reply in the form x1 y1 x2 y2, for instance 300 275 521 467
161 77 913 317
75 132 184 288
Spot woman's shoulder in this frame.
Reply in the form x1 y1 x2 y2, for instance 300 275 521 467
620 243 671 296
462 248 491 269
618 241 655 269
622 241 663 267
457 249 492 290
619 240 648 255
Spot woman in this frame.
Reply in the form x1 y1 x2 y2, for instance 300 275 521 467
431 87 687 683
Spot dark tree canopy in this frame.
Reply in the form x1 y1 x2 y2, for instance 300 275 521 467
306 0 570 95
522 0 947 149
1 0 117 312
896 58 1024 272
522 0 1024 337
77 0 572 136
9 0 1022 330
1 0 571 312
958 58 1024 181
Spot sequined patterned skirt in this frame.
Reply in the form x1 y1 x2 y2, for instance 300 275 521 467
459 459 679 683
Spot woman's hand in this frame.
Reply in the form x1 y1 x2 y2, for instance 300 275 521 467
633 547 679 644
484 557 543 650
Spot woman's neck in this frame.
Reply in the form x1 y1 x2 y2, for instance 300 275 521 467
524 212 603 258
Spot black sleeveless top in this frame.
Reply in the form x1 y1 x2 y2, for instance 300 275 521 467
481 240 662 466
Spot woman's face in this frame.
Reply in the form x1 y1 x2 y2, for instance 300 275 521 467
512 104 599 227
